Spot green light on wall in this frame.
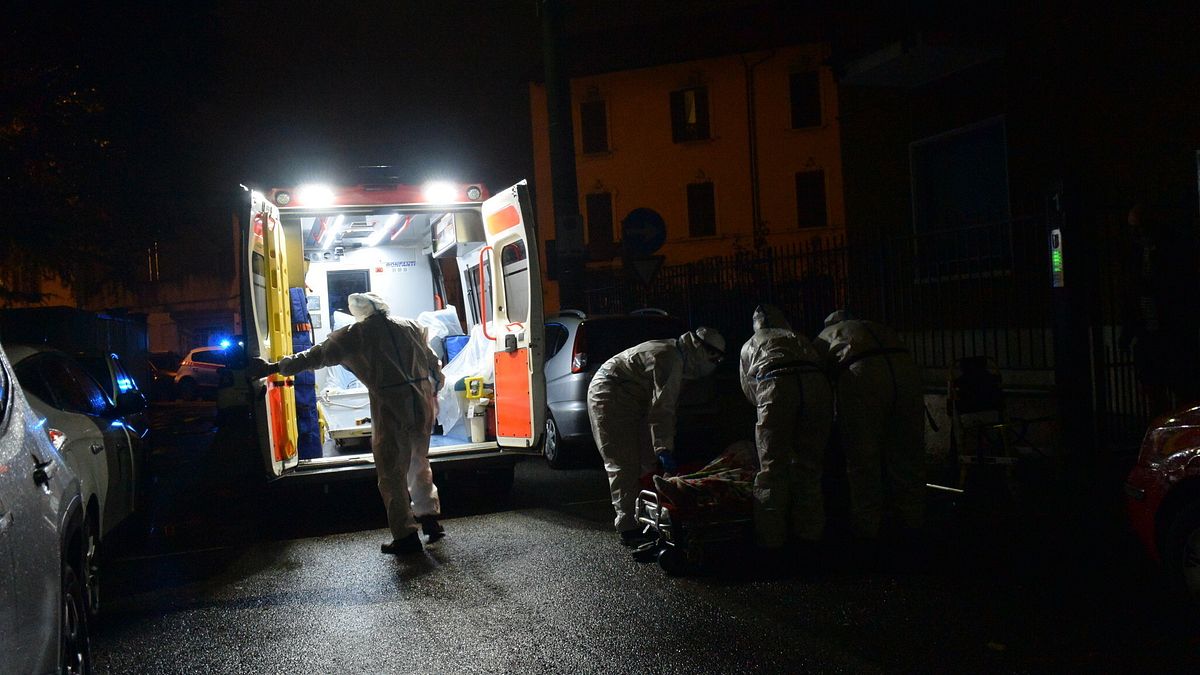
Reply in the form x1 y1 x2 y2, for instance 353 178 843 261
1051 249 1064 274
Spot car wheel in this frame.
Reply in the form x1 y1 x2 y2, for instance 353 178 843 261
177 378 197 401
1165 500 1200 603
83 518 101 619
544 414 570 469
61 557 93 674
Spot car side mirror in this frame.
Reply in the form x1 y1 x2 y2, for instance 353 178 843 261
115 392 147 416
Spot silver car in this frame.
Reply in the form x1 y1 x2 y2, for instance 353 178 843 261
7 344 147 620
541 310 690 468
0 343 91 672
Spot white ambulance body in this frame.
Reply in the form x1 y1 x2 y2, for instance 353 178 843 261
238 180 545 485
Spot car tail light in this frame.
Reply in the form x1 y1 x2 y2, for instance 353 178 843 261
570 325 588 374
46 428 67 451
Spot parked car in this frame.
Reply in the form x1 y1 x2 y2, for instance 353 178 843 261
541 309 718 468
75 351 150 441
0 343 91 672
146 351 182 401
1125 404 1200 603
174 346 233 400
5 344 147 619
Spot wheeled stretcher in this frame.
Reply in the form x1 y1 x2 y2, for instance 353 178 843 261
634 489 753 576
632 440 758 575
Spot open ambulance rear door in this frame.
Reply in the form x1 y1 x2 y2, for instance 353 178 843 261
242 190 299 477
481 181 545 453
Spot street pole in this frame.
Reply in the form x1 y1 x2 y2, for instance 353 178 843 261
540 0 585 310
1050 180 1099 467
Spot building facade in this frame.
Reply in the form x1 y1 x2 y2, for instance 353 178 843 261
530 43 844 312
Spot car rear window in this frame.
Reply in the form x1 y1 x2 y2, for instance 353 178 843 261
75 356 110 394
190 350 228 366
582 316 686 365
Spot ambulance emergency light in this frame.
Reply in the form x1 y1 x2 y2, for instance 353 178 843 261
422 181 458 204
295 184 336 208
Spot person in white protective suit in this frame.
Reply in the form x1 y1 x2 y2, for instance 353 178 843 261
739 305 833 553
587 327 726 545
249 292 446 555
814 310 924 543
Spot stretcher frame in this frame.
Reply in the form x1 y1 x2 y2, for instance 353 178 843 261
634 489 753 576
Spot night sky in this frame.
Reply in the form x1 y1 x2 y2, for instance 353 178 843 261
7 1 769 200
9 2 548 196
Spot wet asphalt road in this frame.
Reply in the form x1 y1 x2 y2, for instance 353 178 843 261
91 404 1200 673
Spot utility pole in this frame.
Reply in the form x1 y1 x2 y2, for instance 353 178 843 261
540 0 586 310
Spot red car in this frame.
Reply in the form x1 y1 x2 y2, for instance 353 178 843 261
1125 404 1200 601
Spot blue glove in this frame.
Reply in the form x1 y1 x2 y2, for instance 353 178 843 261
657 452 678 474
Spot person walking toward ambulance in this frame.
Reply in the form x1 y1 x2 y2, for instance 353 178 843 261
249 292 446 555
587 327 726 546
739 305 833 555
815 310 924 544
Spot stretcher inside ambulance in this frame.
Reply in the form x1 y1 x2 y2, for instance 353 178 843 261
240 180 545 482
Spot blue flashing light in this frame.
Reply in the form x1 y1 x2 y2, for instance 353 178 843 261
219 339 232 349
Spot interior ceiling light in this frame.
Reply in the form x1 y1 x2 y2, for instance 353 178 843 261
320 214 346 250
422 181 457 203
365 214 401 247
297 184 336 208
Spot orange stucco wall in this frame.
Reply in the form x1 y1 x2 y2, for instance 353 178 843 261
530 44 844 312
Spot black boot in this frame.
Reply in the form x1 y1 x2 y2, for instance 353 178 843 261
418 515 445 543
381 531 423 555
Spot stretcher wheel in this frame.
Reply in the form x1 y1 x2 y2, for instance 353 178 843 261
657 546 686 576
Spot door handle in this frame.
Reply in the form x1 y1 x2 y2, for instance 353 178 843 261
32 455 56 491
90 443 105 454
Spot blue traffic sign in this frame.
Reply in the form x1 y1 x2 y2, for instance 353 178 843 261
621 208 666 256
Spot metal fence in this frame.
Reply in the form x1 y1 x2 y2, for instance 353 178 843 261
583 217 1056 379
580 214 1167 454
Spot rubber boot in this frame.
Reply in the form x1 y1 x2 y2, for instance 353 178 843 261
418 515 446 543
381 531 423 555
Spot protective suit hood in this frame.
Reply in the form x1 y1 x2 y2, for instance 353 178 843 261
678 327 725 379
753 304 791 331
349 292 390 321
824 309 856 327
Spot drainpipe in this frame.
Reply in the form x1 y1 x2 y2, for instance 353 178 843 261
743 51 774 252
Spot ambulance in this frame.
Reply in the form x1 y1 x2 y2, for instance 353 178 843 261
236 180 545 489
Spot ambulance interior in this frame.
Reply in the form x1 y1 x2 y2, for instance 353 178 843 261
279 205 522 464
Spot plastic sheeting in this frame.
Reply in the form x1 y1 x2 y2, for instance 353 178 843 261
436 323 495 437
417 305 464 362
322 364 362 392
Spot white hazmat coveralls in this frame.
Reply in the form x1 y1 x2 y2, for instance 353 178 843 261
587 328 724 533
277 293 445 542
739 305 833 548
815 311 924 539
